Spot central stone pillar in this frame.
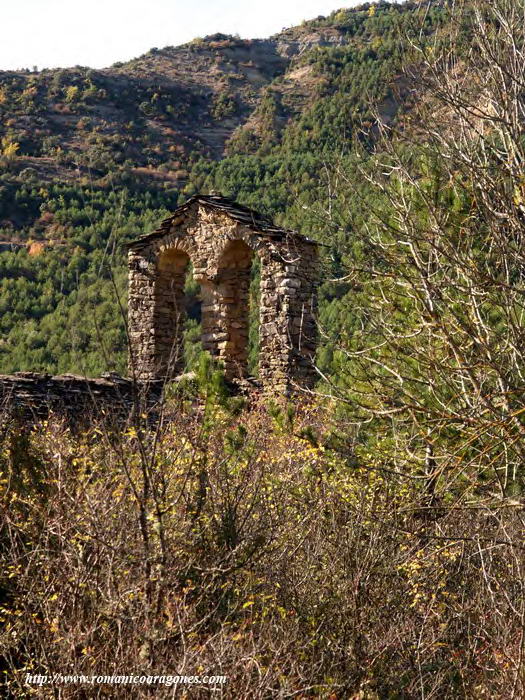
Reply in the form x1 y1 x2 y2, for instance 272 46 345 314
201 240 253 381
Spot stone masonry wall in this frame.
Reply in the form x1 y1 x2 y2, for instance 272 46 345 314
127 197 319 394
258 240 318 393
0 372 159 423
0 196 316 420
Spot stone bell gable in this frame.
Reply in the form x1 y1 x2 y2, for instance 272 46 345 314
127 194 319 394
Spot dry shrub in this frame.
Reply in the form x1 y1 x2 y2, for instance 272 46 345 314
0 402 523 698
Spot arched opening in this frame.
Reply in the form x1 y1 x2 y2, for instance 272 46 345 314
213 239 260 381
154 248 193 378
181 261 204 372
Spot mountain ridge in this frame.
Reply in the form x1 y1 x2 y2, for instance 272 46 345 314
0 2 434 193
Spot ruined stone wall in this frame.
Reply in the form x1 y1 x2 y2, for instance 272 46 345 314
0 372 158 422
0 197 318 422
128 201 319 394
258 240 318 393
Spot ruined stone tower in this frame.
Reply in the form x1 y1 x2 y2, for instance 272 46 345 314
127 194 318 394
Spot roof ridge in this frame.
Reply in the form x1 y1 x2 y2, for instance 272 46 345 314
126 194 318 249
195 193 271 221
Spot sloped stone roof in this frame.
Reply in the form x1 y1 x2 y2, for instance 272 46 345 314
127 194 318 250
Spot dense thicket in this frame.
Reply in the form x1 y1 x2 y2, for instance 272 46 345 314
1 394 523 697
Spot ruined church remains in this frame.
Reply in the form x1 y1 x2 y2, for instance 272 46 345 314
0 195 319 417
127 194 319 394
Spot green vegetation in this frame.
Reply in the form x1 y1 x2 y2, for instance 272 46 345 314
0 0 448 377
0 180 177 373
2 0 525 696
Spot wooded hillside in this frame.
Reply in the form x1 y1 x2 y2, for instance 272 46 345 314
0 0 446 375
